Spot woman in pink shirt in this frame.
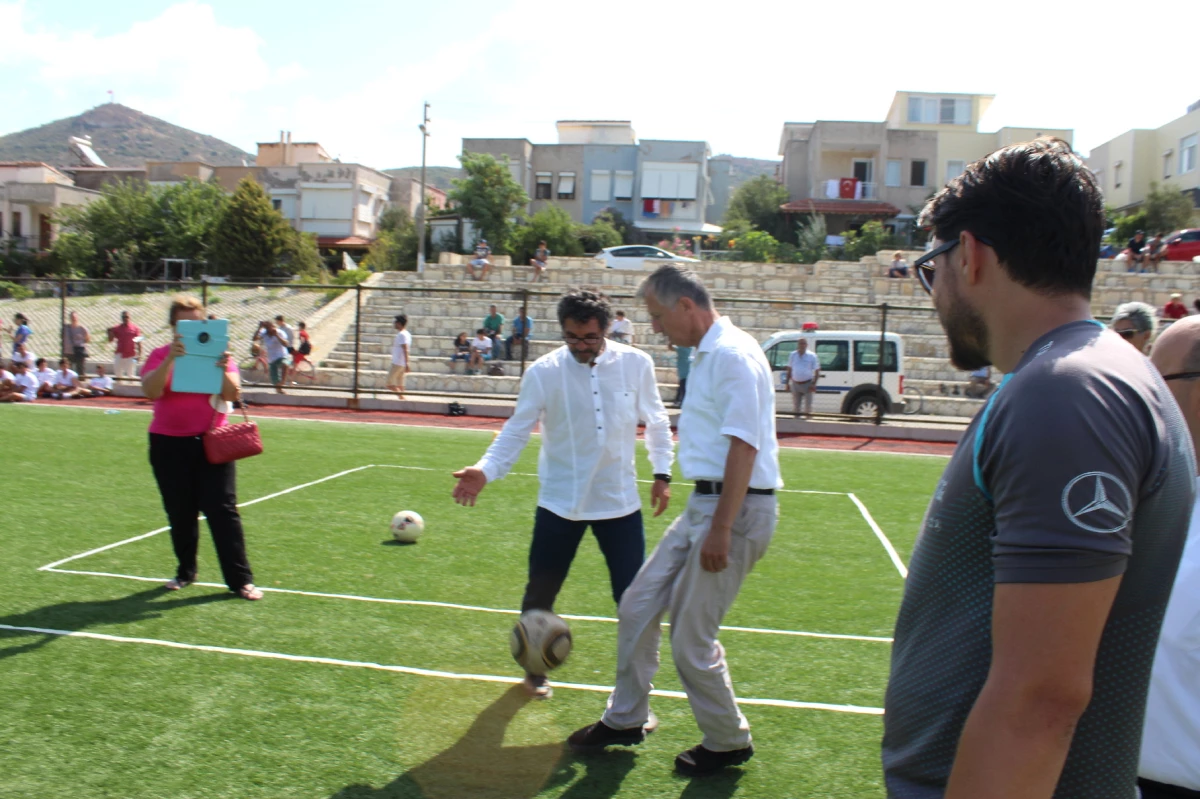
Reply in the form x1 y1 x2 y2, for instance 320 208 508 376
141 295 262 601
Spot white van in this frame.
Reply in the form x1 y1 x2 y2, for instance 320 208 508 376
760 330 906 416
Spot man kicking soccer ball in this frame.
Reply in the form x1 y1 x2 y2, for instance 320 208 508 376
452 289 674 701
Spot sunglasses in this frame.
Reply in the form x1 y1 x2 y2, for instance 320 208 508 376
562 334 604 345
1162 371 1200 381
913 235 996 294
1114 329 1138 340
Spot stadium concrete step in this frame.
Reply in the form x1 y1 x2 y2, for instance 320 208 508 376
319 352 685 383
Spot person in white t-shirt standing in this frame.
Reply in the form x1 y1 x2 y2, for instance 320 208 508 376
569 264 781 778
387 315 412 398
785 337 820 417
452 289 674 700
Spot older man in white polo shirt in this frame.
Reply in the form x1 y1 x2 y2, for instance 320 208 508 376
452 289 674 700
569 264 781 777
1141 316 1200 799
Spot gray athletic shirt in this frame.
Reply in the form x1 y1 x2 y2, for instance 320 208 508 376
883 320 1195 798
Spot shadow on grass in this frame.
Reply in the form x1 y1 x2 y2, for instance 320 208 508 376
0 586 231 660
677 767 745 799
331 685 636 799
381 540 418 547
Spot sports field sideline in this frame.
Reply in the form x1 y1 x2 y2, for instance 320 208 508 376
1 403 946 798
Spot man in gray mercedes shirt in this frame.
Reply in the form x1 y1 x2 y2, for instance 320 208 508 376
885 138 1195 798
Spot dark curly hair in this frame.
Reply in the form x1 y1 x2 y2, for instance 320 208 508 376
557 289 612 332
918 137 1104 298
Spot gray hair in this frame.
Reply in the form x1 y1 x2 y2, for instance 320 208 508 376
1110 301 1158 335
635 264 712 310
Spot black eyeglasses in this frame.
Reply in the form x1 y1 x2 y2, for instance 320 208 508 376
563 334 604 345
913 235 996 294
1162 371 1200 381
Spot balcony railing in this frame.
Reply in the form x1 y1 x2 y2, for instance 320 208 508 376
811 180 879 200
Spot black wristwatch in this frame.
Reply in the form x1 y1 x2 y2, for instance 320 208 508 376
653 473 671 484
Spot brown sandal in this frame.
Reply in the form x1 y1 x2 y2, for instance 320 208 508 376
237 584 264 601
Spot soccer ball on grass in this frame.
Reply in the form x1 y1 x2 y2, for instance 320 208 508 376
390 510 425 543
510 609 573 675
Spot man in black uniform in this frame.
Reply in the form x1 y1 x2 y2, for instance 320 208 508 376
887 138 1195 798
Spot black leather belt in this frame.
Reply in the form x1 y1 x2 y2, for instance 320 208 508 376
694 481 774 496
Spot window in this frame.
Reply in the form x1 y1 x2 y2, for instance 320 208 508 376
614 170 634 200
557 172 576 200
1114 163 1122 188
853 159 873 183
640 162 699 199
767 340 797 370
1164 151 1173 179
816 341 849 372
11 211 22 237
885 159 902 187
272 199 283 211
854 341 898 372
1092 169 1103 190
908 96 938 124
908 95 968 124
535 172 552 200
946 160 965 180
910 160 927 187
590 170 611 202
1181 134 1198 174
939 98 970 125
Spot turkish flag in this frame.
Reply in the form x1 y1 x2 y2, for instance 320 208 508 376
839 178 858 199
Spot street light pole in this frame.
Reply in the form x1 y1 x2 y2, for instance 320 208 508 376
416 102 431 273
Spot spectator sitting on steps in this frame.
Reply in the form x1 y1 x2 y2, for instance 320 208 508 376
83 364 114 397
468 328 493 374
1163 293 1189 320
449 332 471 372
466 239 493 282
887 252 910 278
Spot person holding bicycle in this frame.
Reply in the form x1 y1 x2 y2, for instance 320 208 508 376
253 320 290 394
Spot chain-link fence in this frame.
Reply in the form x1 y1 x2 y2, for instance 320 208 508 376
1 275 968 424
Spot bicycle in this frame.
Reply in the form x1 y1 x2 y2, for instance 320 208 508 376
238 346 269 383
900 385 926 415
289 351 316 384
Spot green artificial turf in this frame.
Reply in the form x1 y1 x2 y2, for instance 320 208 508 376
0 405 946 798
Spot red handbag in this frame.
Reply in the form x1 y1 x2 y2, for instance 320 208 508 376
203 397 263 465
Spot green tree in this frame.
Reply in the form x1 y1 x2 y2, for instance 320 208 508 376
1141 182 1194 234
794 214 829 264
592 207 634 244
511 205 584 263
156 179 229 263
208 177 294 278
724 175 790 241
738 230 781 263
578 218 622 253
1111 210 1148 244
839 221 898 262
448 152 529 253
365 207 420 271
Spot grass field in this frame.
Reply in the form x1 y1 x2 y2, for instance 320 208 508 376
1 405 946 799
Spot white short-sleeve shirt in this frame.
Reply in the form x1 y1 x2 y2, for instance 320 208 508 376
391 329 412 366
677 316 782 490
90 375 114 390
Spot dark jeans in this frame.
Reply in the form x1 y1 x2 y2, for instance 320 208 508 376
522 507 645 613
1140 778 1200 799
506 335 529 361
675 377 687 407
70 346 86 375
149 433 254 591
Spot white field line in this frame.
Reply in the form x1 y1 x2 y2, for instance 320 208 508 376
847 493 908 579
8 403 953 458
41 569 893 644
0 623 883 716
38 465 376 572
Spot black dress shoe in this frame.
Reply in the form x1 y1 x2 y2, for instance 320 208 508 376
674 743 754 776
567 720 646 753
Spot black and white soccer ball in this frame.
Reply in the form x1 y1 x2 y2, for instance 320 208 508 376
510 609 572 675
390 510 424 543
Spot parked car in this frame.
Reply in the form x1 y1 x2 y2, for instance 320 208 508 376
1164 229 1200 262
760 330 906 416
593 245 700 270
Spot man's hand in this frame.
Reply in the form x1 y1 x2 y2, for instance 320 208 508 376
451 467 488 506
700 527 731 572
650 479 671 517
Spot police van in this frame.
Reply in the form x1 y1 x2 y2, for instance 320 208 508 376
760 330 906 416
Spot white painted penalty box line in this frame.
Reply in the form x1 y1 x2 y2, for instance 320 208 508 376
0 623 884 716
38 462 899 643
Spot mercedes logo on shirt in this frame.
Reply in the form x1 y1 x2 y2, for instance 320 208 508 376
1060 472 1133 534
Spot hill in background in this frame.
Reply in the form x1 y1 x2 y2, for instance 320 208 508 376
0 103 253 167
383 166 462 192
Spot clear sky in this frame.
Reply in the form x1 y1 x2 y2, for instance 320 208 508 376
2 0 1195 169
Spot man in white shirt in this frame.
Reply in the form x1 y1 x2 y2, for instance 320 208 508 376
785 337 820 417
12 342 35 369
452 289 674 699
0 361 38 402
467 328 492 374
254 320 291 394
569 264 781 777
387 315 412 398
608 310 634 344
85 364 115 397
1141 317 1200 799
50 359 82 399
32 358 56 398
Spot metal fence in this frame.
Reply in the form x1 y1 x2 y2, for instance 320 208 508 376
0 275 954 425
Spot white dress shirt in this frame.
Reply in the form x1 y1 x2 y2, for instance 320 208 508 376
475 340 674 521
1140 477 1200 790
678 316 782 490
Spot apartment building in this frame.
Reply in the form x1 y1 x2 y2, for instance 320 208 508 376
778 91 1072 236
1085 99 1200 224
463 121 720 240
0 162 100 251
